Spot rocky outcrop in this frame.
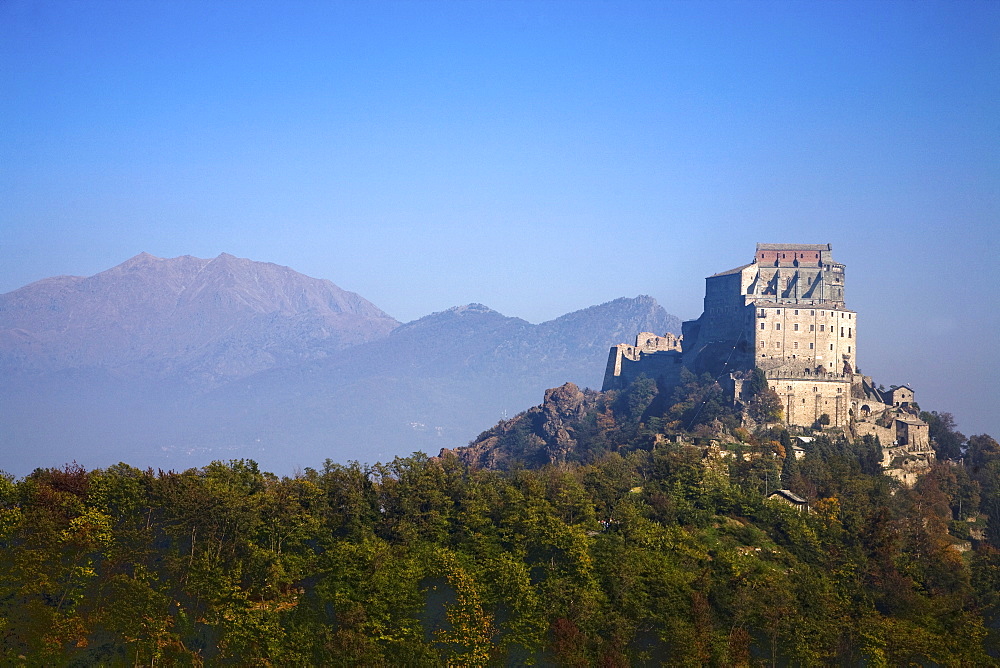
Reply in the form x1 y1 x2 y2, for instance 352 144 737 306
445 382 602 469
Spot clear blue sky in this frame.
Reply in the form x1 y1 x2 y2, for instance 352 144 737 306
3 0 998 436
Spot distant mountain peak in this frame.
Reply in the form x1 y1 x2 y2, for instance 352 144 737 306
119 251 162 267
0 253 399 381
447 303 497 315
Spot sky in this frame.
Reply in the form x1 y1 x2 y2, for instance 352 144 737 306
2 0 999 437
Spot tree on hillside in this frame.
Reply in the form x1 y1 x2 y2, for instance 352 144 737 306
920 411 966 461
668 369 737 433
745 368 783 425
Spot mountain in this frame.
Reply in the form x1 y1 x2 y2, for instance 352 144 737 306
0 252 399 382
177 296 681 470
0 254 681 475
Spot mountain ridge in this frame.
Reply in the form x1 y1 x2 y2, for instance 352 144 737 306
0 254 682 475
0 252 399 382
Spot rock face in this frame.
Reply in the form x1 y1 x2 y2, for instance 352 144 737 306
449 382 603 469
0 252 399 383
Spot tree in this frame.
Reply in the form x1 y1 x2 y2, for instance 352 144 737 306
668 369 737 433
919 411 965 461
745 368 783 424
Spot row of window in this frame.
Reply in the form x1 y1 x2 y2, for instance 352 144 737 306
784 385 844 394
760 341 852 353
757 308 853 318
761 322 853 337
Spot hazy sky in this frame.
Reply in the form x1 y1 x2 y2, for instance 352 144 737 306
3 1 998 436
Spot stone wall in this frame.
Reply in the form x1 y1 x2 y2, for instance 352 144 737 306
753 305 856 374
602 338 684 391
775 376 852 428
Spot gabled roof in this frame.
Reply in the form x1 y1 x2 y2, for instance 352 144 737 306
767 489 808 505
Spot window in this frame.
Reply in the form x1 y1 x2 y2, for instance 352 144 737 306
830 344 834 350
837 387 842 393
776 309 781 314
810 324 815 332
847 346 851 353
787 386 792 391
775 323 781 330
813 386 818 392
794 309 799 315
794 323 799 331
809 343 814 349
760 322 765 330
794 341 799 349
760 342 765 348
840 327 844 336
820 325 825 332
848 328 852 338
820 311 824 316
775 342 781 348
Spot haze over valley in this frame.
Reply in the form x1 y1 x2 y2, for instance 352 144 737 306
0 253 680 475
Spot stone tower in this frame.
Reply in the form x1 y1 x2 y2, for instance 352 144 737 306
605 243 857 428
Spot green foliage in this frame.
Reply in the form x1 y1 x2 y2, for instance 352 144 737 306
2 421 1000 665
668 368 738 432
921 410 967 461
745 367 784 424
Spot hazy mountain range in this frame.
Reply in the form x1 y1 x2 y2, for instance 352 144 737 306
0 253 680 475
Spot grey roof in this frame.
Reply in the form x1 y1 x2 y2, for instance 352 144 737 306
756 243 831 251
709 262 754 277
768 489 808 504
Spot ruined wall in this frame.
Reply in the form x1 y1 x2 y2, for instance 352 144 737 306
635 332 681 353
603 337 684 391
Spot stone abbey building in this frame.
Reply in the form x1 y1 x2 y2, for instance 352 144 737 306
603 244 933 479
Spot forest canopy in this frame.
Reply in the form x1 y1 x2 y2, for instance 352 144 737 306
3 422 1000 665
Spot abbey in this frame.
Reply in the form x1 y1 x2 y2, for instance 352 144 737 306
603 243 933 482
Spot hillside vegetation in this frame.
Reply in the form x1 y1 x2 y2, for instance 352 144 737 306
3 377 1000 665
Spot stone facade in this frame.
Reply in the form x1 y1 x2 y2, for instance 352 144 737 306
602 243 935 484
605 243 857 424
